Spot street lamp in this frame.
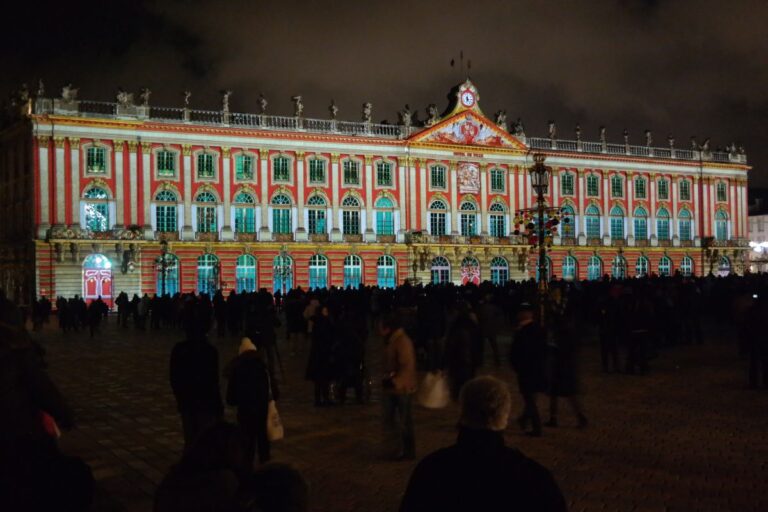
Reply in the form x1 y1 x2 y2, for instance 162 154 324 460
529 153 551 324
274 250 292 297
155 241 170 297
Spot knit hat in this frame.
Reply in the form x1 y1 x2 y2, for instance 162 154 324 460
239 337 258 354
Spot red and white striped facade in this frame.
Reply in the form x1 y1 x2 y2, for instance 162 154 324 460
0 80 751 303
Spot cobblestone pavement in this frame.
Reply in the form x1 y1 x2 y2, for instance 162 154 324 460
32 317 768 512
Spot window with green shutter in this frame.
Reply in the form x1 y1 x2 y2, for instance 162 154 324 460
611 175 623 198
560 173 574 196
657 179 669 200
679 180 691 201
343 160 360 185
634 177 646 199
430 165 446 189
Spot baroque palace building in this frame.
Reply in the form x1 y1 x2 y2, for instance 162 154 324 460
0 80 751 305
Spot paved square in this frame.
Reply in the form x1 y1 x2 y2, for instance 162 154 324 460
34 318 768 511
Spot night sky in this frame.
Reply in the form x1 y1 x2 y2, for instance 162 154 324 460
4 0 767 186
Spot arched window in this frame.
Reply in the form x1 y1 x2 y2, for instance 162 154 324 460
83 187 110 232
377 255 397 288
234 192 256 234
536 256 552 282
342 196 361 235
460 256 480 285
459 201 477 236
490 257 509 285
587 256 603 281
431 256 451 284
585 205 601 238
273 254 293 294
195 192 217 233
611 255 627 279
635 256 649 277
197 253 219 295
656 208 670 241
155 253 179 296
633 206 648 240
235 254 257 292
489 203 506 238
155 190 178 233
307 195 326 235
609 206 624 240
678 209 692 242
375 197 395 235
680 256 694 277
715 210 728 241
429 200 448 236
718 255 731 276
82 253 113 303
343 254 363 288
271 194 292 234
560 205 576 238
308 254 328 289
562 255 577 281
658 256 672 277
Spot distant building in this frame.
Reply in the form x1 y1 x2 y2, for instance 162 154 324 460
0 80 752 304
748 189 768 273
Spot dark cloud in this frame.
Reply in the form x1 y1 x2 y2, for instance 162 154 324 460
3 0 766 183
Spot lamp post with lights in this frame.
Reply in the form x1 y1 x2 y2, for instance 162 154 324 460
529 153 552 324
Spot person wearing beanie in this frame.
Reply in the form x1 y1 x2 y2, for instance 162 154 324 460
400 376 567 512
226 337 272 465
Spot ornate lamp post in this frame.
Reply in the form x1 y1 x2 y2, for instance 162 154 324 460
529 153 552 323
274 250 292 297
155 241 170 297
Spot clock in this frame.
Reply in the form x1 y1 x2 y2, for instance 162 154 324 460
460 91 475 107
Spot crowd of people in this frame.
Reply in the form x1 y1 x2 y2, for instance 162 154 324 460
2 271 768 510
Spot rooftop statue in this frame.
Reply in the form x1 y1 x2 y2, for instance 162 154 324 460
494 110 507 130
329 100 338 119
37 79 45 97
548 120 557 139
222 90 232 113
18 83 29 103
258 93 268 114
362 102 373 123
623 129 629 144
599 126 607 143
690 136 698 150
61 83 79 102
399 104 412 128
183 91 192 108
513 118 525 137
426 104 439 126
575 123 582 141
292 95 304 117
116 88 134 107
668 135 675 148
645 130 652 147
139 88 151 107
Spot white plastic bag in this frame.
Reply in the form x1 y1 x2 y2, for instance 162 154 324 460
417 371 450 409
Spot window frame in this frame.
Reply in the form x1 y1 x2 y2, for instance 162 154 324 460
679 179 691 201
375 159 395 188
195 151 217 181
271 154 293 184
610 175 624 198
308 156 328 186
234 152 256 182
489 167 505 193
634 177 646 199
586 174 600 197
430 164 447 190
342 158 362 187
560 172 574 196
657 178 669 200
156 148 178 179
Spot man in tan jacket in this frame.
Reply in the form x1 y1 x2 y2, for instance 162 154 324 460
378 311 417 460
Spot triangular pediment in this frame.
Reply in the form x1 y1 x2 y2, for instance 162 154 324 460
409 110 526 149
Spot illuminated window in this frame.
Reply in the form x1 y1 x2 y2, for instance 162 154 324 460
586 175 599 197
86 147 106 173
157 150 176 177
562 256 577 281
235 254 257 292
273 156 290 182
377 255 396 288
308 158 325 184
307 195 326 235
308 254 328 289
656 208 670 240
657 179 669 200
679 180 691 201
376 161 393 187
343 159 360 185
375 197 395 235
716 182 727 202
83 187 109 232
490 257 509 285
611 175 623 198
429 200 447 236
343 254 363 288
235 154 254 180
635 256 649 277
271 194 292 234
431 165 447 189
197 153 215 179
342 196 361 235
634 177 646 199
678 209 692 241
233 192 256 233
431 256 451 284
490 168 505 192
609 206 624 239
633 206 648 240
459 201 477 236
489 203 506 238
195 192 217 233
585 205 600 238
155 190 177 233
561 172 574 196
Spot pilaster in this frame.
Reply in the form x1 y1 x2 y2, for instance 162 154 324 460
479 163 488 235
295 151 307 240
409 157 417 230
258 149 271 241
127 141 138 226
114 140 125 228
140 142 153 238
449 161 459 235
397 159 407 241
181 144 194 240
69 138 81 229
37 135 51 237
330 153 341 240
364 155 374 239
53 136 66 228
220 147 234 241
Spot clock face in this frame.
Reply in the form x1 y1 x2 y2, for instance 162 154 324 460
460 91 475 107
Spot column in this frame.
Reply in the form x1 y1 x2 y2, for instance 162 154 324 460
601 171 609 243
221 147 233 241
258 149 271 241
671 178 679 244
419 159 427 231
552 170 559 206
509 166 517 214
729 179 738 238
577 169 586 243
69 138 80 229
398 159 406 239
295 151 307 240
37 135 50 238
141 142 152 238
626 172 634 244
740 179 748 237
114 140 125 228
693 176 701 242
128 141 138 226
517 170 525 213
364 155 374 240
449 161 458 235
649 174 657 241
181 144 194 240
330 153 341 241
479 164 488 235
409 158 417 230
708 177 715 237
53 136 66 228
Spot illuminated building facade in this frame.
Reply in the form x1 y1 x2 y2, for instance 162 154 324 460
0 80 751 304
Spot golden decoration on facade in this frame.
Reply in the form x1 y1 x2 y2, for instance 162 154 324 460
69 137 80 148
113 140 124 152
126 140 138 152
53 136 65 149
330 153 340 164
363 155 373 165
36 134 50 144
181 144 192 156
295 150 305 160
221 146 231 158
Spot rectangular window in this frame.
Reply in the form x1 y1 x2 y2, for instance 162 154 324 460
272 209 291 234
430 166 446 189
679 220 691 241
490 215 506 237
343 160 360 185
342 210 360 235
657 179 669 200
86 147 106 173
680 180 691 201
308 209 326 234
309 159 325 184
586 217 600 238
611 176 623 198
610 217 624 239
460 214 477 236
197 153 215 179
490 168 505 193
586 175 599 197
376 162 393 187
430 212 446 236
561 173 574 196
234 207 255 233
273 157 290 182
376 211 394 235
235 154 254 180
157 205 177 232
197 206 217 232
634 218 647 239
157 151 176 177
635 178 646 199
657 219 670 240
717 183 727 202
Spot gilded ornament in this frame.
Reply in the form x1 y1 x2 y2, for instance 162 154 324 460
36 135 50 144
182 144 192 156
364 155 373 165
330 153 340 164
127 140 138 152
53 136 65 149
69 137 80 149
221 147 231 158
113 140 124 152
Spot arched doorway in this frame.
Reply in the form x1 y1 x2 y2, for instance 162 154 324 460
83 254 113 306
460 256 480 285
273 254 293 294
430 256 451 284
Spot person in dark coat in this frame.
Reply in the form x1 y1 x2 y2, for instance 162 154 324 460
226 338 272 465
400 376 568 512
335 309 366 404
170 311 224 450
509 304 548 437
305 306 336 406
444 306 480 401
546 306 588 428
